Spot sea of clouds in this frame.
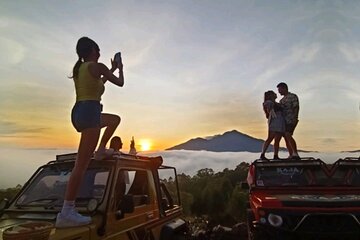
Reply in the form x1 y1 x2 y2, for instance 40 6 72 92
0 148 359 189
149 150 360 177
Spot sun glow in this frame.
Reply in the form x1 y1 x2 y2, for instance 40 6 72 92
139 139 152 151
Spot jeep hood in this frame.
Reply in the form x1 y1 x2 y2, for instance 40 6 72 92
0 218 90 240
255 193 360 208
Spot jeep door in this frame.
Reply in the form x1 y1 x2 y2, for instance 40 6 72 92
104 168 159 240
149 166 185 240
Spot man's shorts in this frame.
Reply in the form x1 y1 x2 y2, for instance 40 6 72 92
285 120 298 135
71 100 102 132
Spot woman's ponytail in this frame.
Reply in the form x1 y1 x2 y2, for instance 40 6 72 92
70 58 83 79
69 37 99 79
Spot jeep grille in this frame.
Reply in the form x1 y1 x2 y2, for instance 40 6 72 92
295 214 360 233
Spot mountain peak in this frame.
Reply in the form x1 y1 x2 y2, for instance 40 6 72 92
167 130 284 153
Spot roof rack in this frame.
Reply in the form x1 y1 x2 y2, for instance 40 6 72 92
340 157 360 161
332 157 360 167
55 152 163 165
253 157 320 163
253 157 325 167
112 153 163 166
56 153 77 162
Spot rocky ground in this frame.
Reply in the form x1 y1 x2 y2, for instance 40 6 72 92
187 217 248 240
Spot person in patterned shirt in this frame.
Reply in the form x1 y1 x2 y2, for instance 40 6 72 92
277 82 300 160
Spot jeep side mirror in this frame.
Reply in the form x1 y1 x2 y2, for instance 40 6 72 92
140 195 149 205
161 197 169 210
241 182 249 190
116 194 134 220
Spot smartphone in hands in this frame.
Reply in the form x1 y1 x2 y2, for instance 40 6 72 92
114 52 122 65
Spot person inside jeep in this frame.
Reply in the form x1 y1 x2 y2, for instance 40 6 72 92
110 136 123 153
110 135 137 155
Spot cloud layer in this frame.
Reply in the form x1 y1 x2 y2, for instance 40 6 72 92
1 148 358 189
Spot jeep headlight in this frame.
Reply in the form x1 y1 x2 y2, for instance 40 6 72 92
268 213 283 227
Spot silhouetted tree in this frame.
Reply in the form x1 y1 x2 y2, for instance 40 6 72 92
162 162 250 226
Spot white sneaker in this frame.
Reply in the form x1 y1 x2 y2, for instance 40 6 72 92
55 210 91 228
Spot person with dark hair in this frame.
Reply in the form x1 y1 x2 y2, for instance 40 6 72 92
277 82 300 160
109 135 136 155
56 37 124 228
110 136 123 152
260 90 285 160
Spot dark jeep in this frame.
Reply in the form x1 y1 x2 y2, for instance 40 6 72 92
0 152 187 240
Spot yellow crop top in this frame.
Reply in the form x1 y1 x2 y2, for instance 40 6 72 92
74 62 105 101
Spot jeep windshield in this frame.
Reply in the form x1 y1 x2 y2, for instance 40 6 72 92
255 161 328 187
255 161 360 187
16 165 110 207
329 160 360 186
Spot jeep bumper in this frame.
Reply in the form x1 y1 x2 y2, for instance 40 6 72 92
253 213 360 238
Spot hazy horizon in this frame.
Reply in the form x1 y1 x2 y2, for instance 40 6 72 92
1 148 359 189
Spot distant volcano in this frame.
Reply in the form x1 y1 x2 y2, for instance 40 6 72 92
167 130 288 152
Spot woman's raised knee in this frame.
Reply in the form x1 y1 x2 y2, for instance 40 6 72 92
113 115 121 126
102 114 121 127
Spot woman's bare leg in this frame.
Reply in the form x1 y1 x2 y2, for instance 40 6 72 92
261 131 276 158
96 113 121 153
65 127 100 201
274 134 282 158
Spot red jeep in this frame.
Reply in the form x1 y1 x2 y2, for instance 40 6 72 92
244 157 360 240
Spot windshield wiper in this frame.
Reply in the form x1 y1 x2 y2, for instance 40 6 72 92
17 197 61 208
44 197 96 210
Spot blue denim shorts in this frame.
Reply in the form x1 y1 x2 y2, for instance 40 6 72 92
71 100 102 132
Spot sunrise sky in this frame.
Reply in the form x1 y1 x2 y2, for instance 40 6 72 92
1 0 360 153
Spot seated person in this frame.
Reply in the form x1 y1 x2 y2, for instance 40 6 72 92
110 136 124 154
110 136 137 155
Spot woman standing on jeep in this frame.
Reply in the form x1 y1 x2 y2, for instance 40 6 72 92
56 37 124 228
260 90 285 160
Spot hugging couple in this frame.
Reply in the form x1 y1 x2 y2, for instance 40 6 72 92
260 82 300 160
